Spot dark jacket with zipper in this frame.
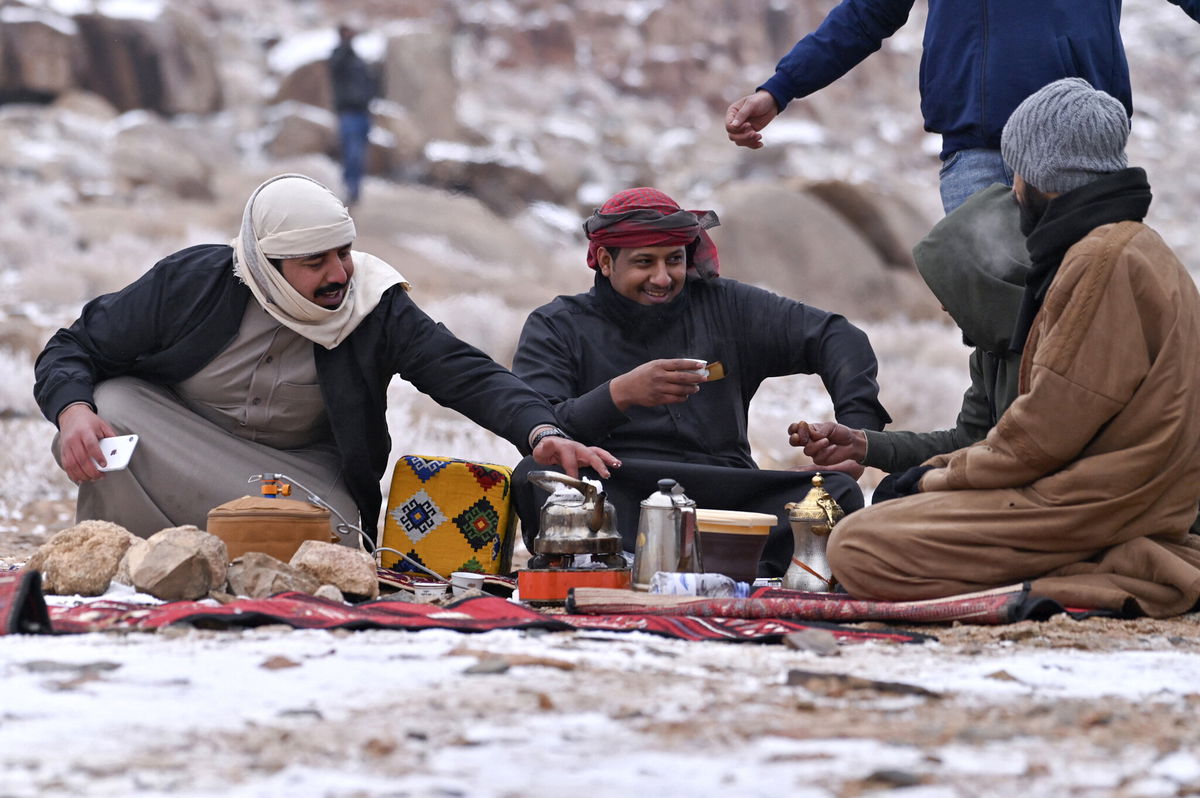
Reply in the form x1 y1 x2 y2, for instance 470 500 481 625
760 0 1200 159
513 275 890 465
34 244 555 537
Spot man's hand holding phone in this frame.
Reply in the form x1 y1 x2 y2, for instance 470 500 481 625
57 403 118 483
95 435 138 472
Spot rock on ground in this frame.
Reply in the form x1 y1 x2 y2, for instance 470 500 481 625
26 519 138 596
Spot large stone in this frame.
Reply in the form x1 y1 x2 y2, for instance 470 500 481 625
290 541 379 601
263 102 337 160
226 552 321 599
803 181 932 271
424 148 564 215
0 15 79 103
73 8 221 115
113 537 147 587
27 520 138 596
714 180 940 321
128 525 228 601
51 89 119 120
111 115 215 199
381 25 459 140
272 59 332 111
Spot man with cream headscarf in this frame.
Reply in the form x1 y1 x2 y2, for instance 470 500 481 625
35 174 616 541
510 187 890 577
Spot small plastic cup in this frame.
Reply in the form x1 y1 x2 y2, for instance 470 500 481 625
450 571 485 596
412 581 448 602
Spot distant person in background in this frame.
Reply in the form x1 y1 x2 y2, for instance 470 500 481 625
790 183 1028 492
510 187 891 577
724 0 1200 214
824 78 1200 618
34 174 615 541
328 23 376 205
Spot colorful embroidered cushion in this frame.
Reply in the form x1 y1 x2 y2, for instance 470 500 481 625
379 455 516 577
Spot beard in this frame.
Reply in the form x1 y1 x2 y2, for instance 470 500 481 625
1017 185 1052 237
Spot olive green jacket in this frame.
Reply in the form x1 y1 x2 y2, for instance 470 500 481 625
862 184 1028 473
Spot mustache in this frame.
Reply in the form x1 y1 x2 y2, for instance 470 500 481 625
315 282 347 296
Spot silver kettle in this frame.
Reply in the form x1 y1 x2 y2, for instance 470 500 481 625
631 478 703 590
526 471 624 559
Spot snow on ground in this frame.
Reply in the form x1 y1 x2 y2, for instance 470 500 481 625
4 587 1200 797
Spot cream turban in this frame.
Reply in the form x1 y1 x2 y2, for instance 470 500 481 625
233 174 407 349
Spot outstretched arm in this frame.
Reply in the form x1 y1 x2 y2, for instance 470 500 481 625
531 433 619 479
730 0 914 147
724 91 780 149
739 283 890 431
787 420 866 479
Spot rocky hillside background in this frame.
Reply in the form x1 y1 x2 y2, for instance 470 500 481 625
0 0 1197 529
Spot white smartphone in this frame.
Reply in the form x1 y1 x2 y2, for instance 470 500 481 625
95 434 139 472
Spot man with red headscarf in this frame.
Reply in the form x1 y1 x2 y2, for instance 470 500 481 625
512 188 890 577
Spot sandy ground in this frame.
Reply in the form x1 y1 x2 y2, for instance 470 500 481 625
4 500 1200 798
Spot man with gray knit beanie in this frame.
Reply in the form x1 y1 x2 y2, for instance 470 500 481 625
822 77 1200 619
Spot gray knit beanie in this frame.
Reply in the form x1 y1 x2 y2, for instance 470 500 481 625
1000 77 1129 194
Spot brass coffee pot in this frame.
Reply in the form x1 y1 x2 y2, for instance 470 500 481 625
783 474 843 592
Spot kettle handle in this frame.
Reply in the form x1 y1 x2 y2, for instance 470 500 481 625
527 470 599 503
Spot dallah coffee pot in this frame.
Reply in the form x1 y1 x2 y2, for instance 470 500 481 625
783 473 843 592
631 478 703 590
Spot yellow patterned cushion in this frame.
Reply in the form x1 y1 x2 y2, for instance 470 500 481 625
379 455 515 577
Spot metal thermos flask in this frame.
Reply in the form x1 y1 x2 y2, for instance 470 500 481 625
631 478 703 590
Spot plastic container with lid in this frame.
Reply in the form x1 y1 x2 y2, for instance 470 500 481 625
693 509 778 584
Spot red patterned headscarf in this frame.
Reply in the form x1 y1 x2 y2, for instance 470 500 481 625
583 187 720 278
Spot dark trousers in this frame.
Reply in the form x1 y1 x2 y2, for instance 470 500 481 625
513 456 863 578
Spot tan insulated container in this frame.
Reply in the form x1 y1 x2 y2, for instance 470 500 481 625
207 495 334 562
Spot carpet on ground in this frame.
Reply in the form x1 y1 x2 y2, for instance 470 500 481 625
1 569 930 643
565 584 1107 625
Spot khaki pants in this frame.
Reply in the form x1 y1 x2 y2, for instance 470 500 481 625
828 489 1200 618
57 377 358 539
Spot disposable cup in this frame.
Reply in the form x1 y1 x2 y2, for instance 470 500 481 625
412 581 448 602
450 571 485 596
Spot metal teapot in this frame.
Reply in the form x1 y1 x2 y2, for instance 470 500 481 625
783 474 843 592
631 478 704 590
526 471 624 564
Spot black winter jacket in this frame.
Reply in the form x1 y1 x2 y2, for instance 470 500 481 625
34 245 556 536
513 276 890 467
329 43 375 112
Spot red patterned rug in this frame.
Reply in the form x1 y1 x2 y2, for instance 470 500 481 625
567 584 1099 625
44 592 931 644
1 568 931 644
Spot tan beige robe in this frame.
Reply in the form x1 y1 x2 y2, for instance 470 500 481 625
830 221 1200 617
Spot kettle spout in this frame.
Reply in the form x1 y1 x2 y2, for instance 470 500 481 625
588 490 607 533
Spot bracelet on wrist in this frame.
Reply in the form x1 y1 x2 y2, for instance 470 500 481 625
529 425 570 449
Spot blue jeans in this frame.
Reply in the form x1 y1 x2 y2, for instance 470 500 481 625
337 110 370 203
938 147 1014 214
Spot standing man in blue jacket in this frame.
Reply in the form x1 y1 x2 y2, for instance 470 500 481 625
725 1 1200 213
